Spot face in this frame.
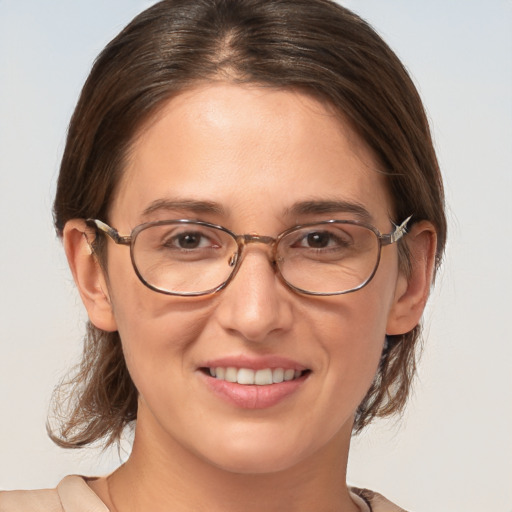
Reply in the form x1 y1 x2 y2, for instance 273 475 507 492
102 83 405 474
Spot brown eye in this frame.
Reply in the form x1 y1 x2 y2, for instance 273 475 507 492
175 232 204 249
306 232 331 248
291 229 351 250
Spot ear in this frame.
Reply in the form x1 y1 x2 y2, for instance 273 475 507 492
386 220 437 335
63 219 118 332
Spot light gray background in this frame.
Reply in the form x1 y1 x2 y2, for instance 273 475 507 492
1 1 511 510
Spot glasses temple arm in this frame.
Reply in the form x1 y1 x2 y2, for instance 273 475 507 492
383 215 413 245
87 219 132 245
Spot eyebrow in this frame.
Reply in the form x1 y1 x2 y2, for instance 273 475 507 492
285 199 374 222
141 197 374 223
141 198 226 218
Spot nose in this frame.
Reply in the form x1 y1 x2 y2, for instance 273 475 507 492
214 247 294 343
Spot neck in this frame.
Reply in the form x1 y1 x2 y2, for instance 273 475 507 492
105 413 359 512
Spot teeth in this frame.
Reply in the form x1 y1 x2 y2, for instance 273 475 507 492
225 367 237 383
255 369 272 385
211 367 303 385
284 369 295 381
238 368 255 385
272 368 284 383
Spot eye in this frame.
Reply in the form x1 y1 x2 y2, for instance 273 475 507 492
170 231 213 249
292 229 352 250
137 223 225 253
163 229 220 250
304 231 334 248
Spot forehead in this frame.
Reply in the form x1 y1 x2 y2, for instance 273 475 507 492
112 83 392 229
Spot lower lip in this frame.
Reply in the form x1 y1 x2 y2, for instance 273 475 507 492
202 372 308 409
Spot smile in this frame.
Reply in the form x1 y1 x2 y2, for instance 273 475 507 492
208 367 304 385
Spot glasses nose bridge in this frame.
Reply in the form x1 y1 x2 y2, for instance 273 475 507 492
235 233 279 264
241 233 276 245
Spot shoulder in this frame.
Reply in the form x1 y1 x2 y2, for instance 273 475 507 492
0 487 63 512
351 487 409 512
0 476 109 512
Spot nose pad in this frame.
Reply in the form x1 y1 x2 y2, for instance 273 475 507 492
228 252 238 267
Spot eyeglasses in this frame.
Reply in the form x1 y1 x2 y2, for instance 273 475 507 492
87 216 411 297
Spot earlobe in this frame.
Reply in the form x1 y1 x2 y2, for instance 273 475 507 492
386 221 438 336
63 219 118 332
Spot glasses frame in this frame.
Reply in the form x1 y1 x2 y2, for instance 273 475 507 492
87 216 412 297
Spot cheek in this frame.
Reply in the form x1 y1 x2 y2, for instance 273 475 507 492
310 270 398 406
105 259 211 391
106 250 200 343
112 301 216 428
113 298 209 359
314 272 395 352
316 299 386 389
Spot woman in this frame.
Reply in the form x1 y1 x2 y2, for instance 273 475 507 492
0 0 445 510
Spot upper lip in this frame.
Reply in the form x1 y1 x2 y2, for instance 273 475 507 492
200 355 308 371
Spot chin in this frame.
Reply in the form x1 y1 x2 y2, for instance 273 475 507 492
194 427 330 476
207 447 307 475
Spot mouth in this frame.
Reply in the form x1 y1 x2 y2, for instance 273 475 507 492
203 367 309 385
199 362 310 408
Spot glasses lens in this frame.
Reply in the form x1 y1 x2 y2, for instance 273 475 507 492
132 222 238 295
277 222 379 294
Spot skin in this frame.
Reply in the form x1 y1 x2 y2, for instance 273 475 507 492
64 83 436 512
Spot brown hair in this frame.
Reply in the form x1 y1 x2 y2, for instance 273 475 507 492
50 0 446 448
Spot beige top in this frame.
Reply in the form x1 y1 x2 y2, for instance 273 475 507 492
0 476 407 511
